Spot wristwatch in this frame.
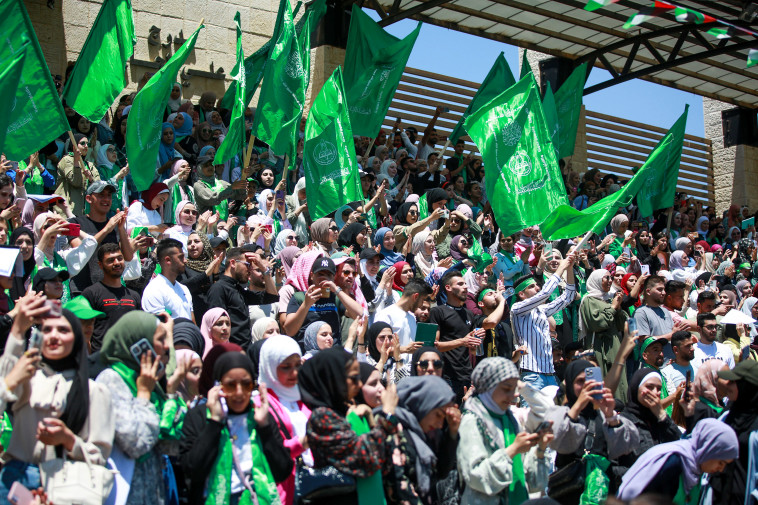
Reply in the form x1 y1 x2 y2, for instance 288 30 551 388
263 268 272 276
334 287 343 295
381 411 399 426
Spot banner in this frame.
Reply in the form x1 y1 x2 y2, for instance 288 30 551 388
0 45 27 154
303 67 363 221
464 74 568 237
553 62 587 159
214 13 246 165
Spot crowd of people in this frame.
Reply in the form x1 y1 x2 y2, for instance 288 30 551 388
0 84 755 505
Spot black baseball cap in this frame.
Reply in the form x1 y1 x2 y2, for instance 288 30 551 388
311 257 336 275
209 237 228 248
36 267 69 282
718 360 758 386
360 248 384 261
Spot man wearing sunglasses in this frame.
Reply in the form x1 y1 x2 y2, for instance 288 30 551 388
692 313 734 370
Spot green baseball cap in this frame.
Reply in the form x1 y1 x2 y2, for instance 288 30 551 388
64 296 105 320
639 336 668 354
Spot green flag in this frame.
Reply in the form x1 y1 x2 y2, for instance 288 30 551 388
449 52 515 145
219 45 267 110
343 4 421 137
251 0 305 164
634 105 688 217
61 0 135 122
539 106 689 240
542 83 560 160
0 44 27 154
463 74 568 238
296 0 326 91
126 23 203 191
553 62 587 159
214 13 246 165
418 193 429 220
519 48 530 79
0 0 69 161
303 67 363 221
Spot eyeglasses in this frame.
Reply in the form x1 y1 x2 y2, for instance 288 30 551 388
418 359 443 370
408 210 419 216
220 379 254 394
347 374 362 384
182 209 199 216
342 270 357 277
106 148 116 153
702 324 718 330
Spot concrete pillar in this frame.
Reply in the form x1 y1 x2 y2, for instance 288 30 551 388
703 97 758 215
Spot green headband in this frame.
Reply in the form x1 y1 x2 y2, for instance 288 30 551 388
477 288 494 303
511 278 536 303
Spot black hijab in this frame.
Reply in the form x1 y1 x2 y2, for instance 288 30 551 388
172 318 205 357
394 202 416 227
246 339 267 383
42 309 90 438
426 188 447 207
212 352 256 414
564 359 594 417
624 367 661 426
366 321 392 362
337 222 367 251
410 346 442 376
198 342 242 396
9 228 35 301
354 362 378 406
298 347 352 416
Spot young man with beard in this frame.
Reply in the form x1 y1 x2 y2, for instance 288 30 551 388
510 253 576 391
429 272 502 402
246 247 281 327
640 336 682 413
81 243 141 351
661 330 697 395
692 312 735 369
633 276 690 361
142 238 194 321
375 279 432 351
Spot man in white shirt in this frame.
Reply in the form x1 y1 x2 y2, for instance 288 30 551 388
661 330 696 395
692 312 735 369
375 279 432 351
142 238 194 321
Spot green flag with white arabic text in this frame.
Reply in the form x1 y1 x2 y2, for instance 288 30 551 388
540 106 689 239
126 23 203 191
303 67 363 221
214 13 245 165
0 0 69 161
553 63 587 159
0 45 27 154
463 74 567 238
61 0 135 122
343 4 421 137
449 52 515 145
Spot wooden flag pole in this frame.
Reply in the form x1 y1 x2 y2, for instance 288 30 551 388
362 138 376 168
436 138 451 160
665 206 675 236
243 135 257 170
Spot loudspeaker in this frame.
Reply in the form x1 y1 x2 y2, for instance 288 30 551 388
538 57 576 97
722 107 758 148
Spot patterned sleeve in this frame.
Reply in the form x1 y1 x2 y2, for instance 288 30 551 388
95 368 160 460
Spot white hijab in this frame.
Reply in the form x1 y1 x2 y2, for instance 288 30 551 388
258 334 302 403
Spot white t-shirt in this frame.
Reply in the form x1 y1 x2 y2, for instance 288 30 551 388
375 304 417 348
692 341 735 370
141 273 193 319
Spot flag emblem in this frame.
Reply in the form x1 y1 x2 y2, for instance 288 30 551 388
314 139 337 166
509 151 533 177
284 51 305 79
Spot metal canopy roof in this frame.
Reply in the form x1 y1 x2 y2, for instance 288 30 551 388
362 0 758 109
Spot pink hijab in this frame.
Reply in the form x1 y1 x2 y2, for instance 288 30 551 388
285 250 325 292
200 308 230 358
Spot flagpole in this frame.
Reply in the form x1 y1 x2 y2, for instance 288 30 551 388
572 229 595 255
436 138 451 160
362 138 376 168
243 135 256 169
665 206 674 236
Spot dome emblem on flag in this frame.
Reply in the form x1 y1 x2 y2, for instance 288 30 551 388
314 139 337 166
508 150 532 177
284 51 304 79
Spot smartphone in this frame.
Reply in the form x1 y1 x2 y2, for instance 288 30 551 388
45 299 62 318
7 482 34 505
62 223 81 237
584 366 604 401
262 224 273 234
275 189 285 201
28 327 43 350
693 250 701 258
683 370 691 403
640 264 650 276
272 257 282 270
709 279 718 291
441 209 449 219
544 242 553 255
623 246 631 257
129 338 165 376
627 318 637 335
14 198 26 210
533 420 552 435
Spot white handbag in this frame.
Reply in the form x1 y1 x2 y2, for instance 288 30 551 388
39 449 116 505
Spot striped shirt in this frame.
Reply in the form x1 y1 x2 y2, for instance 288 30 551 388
511 274 576 374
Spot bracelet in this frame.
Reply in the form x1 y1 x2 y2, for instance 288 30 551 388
357 342 366 347
335 287 343 295
611 362 624 368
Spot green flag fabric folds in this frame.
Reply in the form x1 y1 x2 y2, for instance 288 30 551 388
0 45 27 154
126 23 203 191
214 13 246 165
303 67 363 221
220 45 267 110
61 0 136 122
0 0 70 161
449 53 515 145
553 63 587 159
540 106 689 240
343 4 421 137
464 74 568 238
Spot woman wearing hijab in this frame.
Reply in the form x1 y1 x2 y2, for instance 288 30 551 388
9 227 37 301
54 132 101 216
337 222 368 252
96 311 186 505
157 122 180 181
180 353 292 505
167 160 195 224
578 270 629 400
714 260 736 288
608 214 636 268
412 230 439 280
0 307 113 496
358 321 406 384
303 321 334 359
198 343 244 399
251 317 279 343
173 317 206 357
273 229 298 257
95 144 129 214
284 177 310 246
544 360 639 501
310 217 339 255
181 231 221 321
374 227 404 267
408 346 444 377
299 347 399 505
174 349 202 407
392 202 443 252
200 308 232 359
193 156 245 221
617 368 681 469
126 182 170 234
276 246 300 280
740 296 758 338
278 251 324 329
258 335 313 505
165 200 198 253
617 418 738 502
458 358 553 504
450 235 468 262
492 231 531 288
682 359 733 432
619 272 643 315
391 261 412 296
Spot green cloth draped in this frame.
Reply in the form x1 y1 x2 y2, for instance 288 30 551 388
500 412 528 504
97 164 127 214
204 407 280 505
200 178 229 221
347 411 386 505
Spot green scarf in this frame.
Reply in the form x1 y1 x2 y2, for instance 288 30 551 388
672 474 701 505
543 273 564 325
0 412 12 450
347 411 386 505
201 178 229 221
96 164 127 214
500 412 528 504
204 407 280 505
698 396 724 415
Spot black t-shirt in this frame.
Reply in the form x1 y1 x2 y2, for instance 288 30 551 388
68 215 119 294
287 292 341 346
429 304 483 382
81 281 141 351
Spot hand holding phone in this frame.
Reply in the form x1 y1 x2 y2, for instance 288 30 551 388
584 366 604 401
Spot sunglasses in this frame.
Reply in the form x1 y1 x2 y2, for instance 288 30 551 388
182 209 199 216
201 128 211 133
78 141 89 146
106 148 116 153
418 359 443 370
220 379 254 394
459 240 468 246
329 226 340 232
287 235 297 240
408 210 419 216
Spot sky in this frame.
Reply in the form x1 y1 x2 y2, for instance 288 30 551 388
367 11 706 136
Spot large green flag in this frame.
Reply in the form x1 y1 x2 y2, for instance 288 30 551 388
126 23 203 191
343 4 421 137
449 52 515 145
0 45 27 154
251 0 305 164
520 48 530 79
463 74 568 238
542 83 561 161
61 0 135 122
220 44 267 110
303 67 363 221
540 106 689 240
214 13 246 165
634 105 688 217
553 62 587 159
0 0 69 161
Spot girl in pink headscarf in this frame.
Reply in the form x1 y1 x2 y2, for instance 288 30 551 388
199 308 231 358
